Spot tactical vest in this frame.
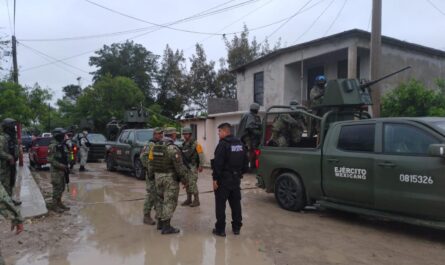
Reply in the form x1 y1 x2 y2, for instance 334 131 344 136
181 140 197 165
150 142 175 173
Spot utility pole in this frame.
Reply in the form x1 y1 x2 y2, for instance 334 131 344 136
370 0 382 117
11 36 18 83
48 103 51 131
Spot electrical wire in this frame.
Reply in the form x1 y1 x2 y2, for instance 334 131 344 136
293 0 335 44
4 0 13 35
85 0 260 36
265 0 313 40
18 41 90 74
324 0 347 36
426 0 445 17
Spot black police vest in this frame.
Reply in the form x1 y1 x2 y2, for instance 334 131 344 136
223 137 246 174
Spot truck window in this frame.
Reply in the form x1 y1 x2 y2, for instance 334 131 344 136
127 131 135 143
337 124 375 152
383 123 439 155
119 131 129 143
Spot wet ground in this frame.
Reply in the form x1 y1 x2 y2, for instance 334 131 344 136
2 162 445 265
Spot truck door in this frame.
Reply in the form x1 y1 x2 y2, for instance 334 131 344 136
375 122 445 219
121 130 134 166
322 123 376 207
115 130 129 165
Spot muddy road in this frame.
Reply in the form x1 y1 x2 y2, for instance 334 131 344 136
2 162 445 265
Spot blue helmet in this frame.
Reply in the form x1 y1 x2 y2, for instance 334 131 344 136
315 75 327 86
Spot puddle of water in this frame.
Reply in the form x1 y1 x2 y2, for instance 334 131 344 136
14 170 273 265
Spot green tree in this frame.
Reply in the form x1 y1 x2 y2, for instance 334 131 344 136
381 79 445 117
156 45 188 119
76 75 144 132
188 44 219 111
89 40 159 103
62 84 82 101
0 82 32 124
223 25 259 70
25 83 52 127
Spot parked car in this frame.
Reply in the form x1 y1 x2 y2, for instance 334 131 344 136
105 129 153 179
72 133 107 161
41 132 52 138
29 137 52 169
21 132 33 152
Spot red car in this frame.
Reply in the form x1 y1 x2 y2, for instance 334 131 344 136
29 137 52 169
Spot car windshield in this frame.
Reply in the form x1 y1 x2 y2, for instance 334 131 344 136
34 138 52 146
432 121 445 135
87 133 107 143
136 130 153 143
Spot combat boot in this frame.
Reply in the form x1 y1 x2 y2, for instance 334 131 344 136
189 193 200 207
157 219 163 230
143 213 156 225
161 219 180 234
57 199 70 211
181 193 192 206
49 201 65 213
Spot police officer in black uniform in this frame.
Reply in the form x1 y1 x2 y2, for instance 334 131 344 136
211 122 248 237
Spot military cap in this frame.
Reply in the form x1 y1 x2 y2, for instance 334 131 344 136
153 127 164 134
250 103 260 111
182 127 192 134
164 127 177 135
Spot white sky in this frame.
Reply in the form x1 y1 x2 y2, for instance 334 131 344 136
1 0 445 103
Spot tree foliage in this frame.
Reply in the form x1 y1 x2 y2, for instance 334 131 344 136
25 83 52 126
89 40 159 103
0 82 32 124
62 84 82 101
76 75 144 132
156 45 188 119
381 79 445 117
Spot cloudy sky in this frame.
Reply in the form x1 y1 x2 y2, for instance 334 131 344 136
1 0 444 102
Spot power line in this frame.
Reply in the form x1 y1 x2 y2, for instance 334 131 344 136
85 0 260 36
21 50 94 72
265 0 313 40
18 41 90 74
324 0 348 36
293 0 335 44
426 0 445 17
4 0 13 35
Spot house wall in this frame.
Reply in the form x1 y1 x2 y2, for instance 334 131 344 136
236 37 445 112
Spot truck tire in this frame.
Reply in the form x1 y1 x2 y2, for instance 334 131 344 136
275 173 306 211
134 158 145 180
106 155 116 172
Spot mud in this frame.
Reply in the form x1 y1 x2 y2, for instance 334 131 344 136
2 162 445 265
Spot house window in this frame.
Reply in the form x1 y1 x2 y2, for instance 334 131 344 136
254 72 264 106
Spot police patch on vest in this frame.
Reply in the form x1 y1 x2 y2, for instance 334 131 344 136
231 145 243 152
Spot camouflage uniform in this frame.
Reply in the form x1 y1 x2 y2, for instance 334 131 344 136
150 131 190 234
237 103 262 169
140 139 160 224
48 137 70 212
78 132 89 170
0 130 17 197
310 85 325 107
0 182 23 265
180 138 205 207
270 113 305 147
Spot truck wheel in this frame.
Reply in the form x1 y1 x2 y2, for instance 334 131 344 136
106 156 116 171
275 173 306 211
134 158 145 180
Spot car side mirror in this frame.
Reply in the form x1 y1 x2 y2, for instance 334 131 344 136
428 144 445 158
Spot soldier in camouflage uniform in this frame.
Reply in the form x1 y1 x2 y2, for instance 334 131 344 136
48 128 70 213
0 182 24 265
0 118 20 206
180 127 205 207
140 127 164 225
149 127 191 234
270 100 306 147
237 103 262 169
310 75 327 107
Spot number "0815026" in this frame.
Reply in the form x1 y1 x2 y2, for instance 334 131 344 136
399 174 434 184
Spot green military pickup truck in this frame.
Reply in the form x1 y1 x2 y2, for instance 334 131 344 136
256 69 445 229
105 128 153 180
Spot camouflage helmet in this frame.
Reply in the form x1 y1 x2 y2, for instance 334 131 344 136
52 128 67 141
1 118 16 130
164 127 177 136
153 127 164 134
182 127 192 134
250 103 260 111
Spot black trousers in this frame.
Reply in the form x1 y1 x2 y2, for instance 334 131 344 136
214 178 242 232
